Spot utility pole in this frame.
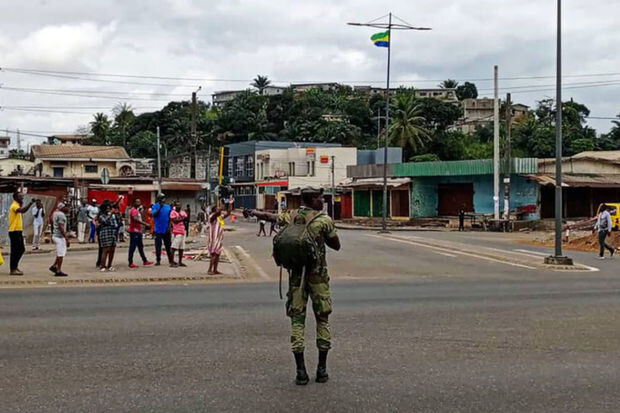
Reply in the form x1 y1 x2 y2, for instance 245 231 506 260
190 88 200 179
156 126 162 194
331 155 336 219
493 65 500 220
546 0 573 265
377 107 381 149
504 93 512 222
206 145 212 204
348 13 431 233
16 128 21 152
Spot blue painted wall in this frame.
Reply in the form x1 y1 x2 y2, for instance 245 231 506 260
410 174 539 219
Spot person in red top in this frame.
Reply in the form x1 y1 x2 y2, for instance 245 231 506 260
170 201 188 268
128 199 154 269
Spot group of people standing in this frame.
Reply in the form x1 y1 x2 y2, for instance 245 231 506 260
6 191 227 277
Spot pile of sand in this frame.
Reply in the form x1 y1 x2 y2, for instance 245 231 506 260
530 231 620 252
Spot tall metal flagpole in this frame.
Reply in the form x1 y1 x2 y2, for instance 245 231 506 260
347 13 431 233
381 12 392 233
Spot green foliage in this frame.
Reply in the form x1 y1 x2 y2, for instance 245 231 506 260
88 113 111 145
410 153 440 162
388 93 430 157
455 82 478 100
80 78 612 165
127 131 157 158
439 79 459 89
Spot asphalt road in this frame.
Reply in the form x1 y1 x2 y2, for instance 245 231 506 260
3 226 620 412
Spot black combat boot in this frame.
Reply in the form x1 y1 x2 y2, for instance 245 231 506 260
316 350 329 383
294 352 309 385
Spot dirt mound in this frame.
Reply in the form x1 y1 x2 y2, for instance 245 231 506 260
529 231 620 252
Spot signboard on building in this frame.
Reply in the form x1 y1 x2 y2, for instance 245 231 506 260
320 155 329 164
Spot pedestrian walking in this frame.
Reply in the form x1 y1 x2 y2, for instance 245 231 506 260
269 220 278 236
594 204 615 260
257 218 267 236
151 193 175 266
31 199 45 250
197 206 207 237
128 199 153 269
170 202 188 267
98 203 119 272
8 191 35 275
77 199 89 243
87 199 99 243
207 197 233 275
184 204 191 236
49 202 70 277
145 206 155 239
251 187 341 385
458 206 465 232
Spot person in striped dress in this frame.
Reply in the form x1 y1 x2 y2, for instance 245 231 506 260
207 197 233 275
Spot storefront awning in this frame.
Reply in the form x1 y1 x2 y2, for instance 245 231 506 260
526 174 620 188
257 180 288 187
340 177 411 189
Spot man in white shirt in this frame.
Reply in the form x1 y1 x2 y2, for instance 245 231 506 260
31 199 45 251
87 199 99 243
594 204 615 259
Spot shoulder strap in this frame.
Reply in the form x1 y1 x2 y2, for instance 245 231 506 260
305 211 323 230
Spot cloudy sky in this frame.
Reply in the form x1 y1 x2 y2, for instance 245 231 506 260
1 0 619 148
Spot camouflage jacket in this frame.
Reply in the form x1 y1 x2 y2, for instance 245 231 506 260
279 207 337 270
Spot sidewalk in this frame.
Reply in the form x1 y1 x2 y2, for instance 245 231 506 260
335 222 442 231
0 241 242 287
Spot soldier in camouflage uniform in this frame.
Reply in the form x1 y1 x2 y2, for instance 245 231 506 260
251 187 340 385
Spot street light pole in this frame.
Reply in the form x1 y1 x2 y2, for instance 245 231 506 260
348 13 431 233
546 0 573 266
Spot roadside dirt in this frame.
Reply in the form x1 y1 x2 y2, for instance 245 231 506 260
527 230 620 253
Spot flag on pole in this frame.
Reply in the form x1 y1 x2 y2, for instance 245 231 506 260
371 31 389 48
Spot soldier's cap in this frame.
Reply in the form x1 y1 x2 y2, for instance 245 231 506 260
156 193 166 200
289 186 324 196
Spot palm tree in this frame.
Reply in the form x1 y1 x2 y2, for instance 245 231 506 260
89 113 111 145
388 94 430 156
439 79 459 89
251 75 271 95
112 102 135 148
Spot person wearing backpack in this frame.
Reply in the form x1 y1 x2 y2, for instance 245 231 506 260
594 204 615 259
251 187 341 386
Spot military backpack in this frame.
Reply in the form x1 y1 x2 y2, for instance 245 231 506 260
273 209 322 270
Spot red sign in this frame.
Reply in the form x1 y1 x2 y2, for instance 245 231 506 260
320 155 329 164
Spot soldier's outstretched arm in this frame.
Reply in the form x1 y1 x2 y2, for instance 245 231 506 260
249 209 279 223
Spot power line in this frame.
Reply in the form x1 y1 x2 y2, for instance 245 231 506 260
6 66 620 85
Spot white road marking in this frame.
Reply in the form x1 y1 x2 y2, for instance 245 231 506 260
235 246 271 280
369 234 537 270
513 249 549 257
436 252 457 258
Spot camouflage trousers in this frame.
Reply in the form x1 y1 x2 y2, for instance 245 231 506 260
287 266 332 353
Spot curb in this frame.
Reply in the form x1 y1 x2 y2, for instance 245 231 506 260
0 274 241 287
335 225 443 232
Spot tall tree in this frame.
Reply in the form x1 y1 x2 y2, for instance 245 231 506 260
455 82 478 100
112 102 135 148
89 113 111 145
251 75 271 95
439 79 459 89
388 94 429 157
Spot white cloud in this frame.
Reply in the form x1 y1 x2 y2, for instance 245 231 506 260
6 22 117 68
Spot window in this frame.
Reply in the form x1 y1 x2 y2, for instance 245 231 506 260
53 167 64 178
289 162 295 176
236 157 244 177
227 157 233 176
307 161 311 176
84 165 98 173
246 156 254 177
311 161 315 176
